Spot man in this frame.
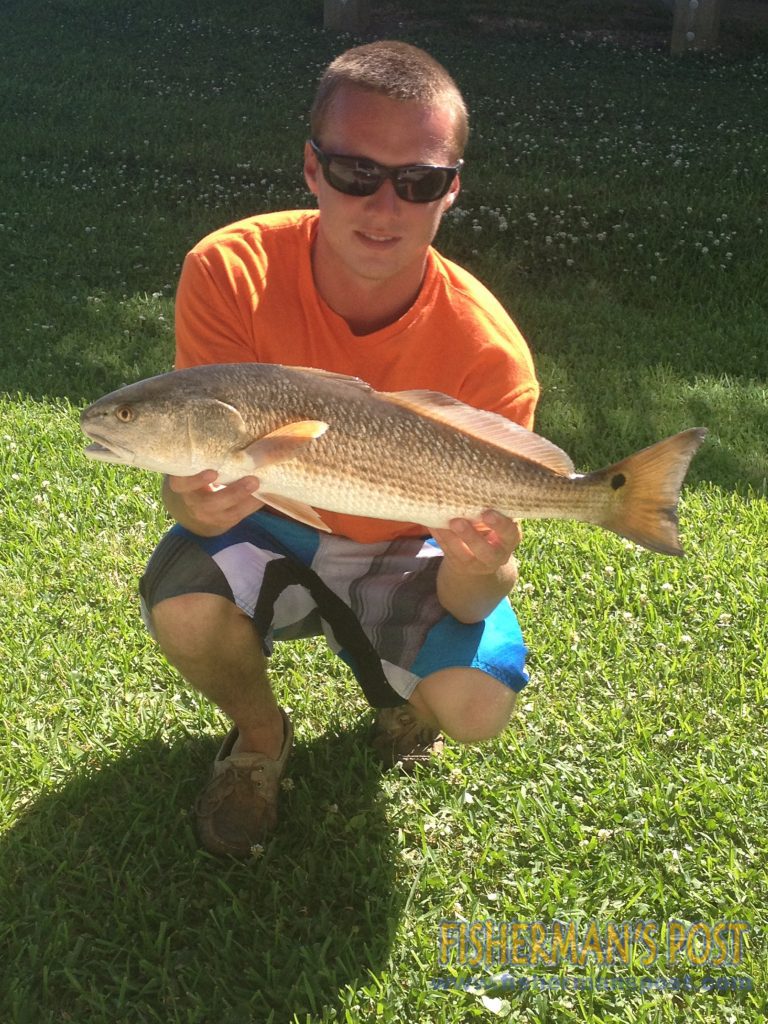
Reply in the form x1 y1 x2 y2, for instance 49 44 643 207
140 41 539 857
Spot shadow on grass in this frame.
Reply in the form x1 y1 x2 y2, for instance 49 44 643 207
0 725 402 1024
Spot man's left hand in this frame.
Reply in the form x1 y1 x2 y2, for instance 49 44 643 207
432 511 522 576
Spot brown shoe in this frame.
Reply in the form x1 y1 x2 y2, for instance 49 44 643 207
195 709 293 857
370 705 444 772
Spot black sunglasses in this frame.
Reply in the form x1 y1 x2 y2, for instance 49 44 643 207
309 139 462 204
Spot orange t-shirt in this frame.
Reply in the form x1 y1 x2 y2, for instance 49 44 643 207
174 209 539 543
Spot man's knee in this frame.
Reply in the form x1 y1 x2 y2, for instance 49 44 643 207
410 668 518 744
150 592 245 660
445 689 517 743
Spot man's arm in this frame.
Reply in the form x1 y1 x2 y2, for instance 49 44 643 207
432 512 521 624
174 249 258 369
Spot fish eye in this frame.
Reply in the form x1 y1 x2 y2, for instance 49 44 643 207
115 405 134 423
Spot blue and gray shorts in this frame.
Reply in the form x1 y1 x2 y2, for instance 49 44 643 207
140 510 529 709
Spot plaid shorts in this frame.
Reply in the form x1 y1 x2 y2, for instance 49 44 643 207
140 510 529 709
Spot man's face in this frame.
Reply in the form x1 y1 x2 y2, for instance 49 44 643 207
304 86 461 293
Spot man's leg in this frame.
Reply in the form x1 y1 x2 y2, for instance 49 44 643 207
150 592 284 758
371 668 517 770
150 591 292 857
407 667 518 743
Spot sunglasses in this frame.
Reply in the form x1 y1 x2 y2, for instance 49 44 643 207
309 139 462 204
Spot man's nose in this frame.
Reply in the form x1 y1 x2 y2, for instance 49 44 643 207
365 177 400 214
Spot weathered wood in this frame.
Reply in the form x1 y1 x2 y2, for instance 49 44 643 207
323 0 370 33
671 0 723 53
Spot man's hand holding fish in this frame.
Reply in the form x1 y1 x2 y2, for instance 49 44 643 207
433 514 522 625
162 470 264 538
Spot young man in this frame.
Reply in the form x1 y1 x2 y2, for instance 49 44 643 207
140 41 540 857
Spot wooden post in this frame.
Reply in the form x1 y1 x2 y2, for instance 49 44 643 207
323 0 370 33
671 0 723 54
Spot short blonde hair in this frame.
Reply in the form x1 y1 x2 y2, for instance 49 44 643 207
310 41 469 160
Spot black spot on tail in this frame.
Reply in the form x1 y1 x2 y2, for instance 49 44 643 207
611 473 626 490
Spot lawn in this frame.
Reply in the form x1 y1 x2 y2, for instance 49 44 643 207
1 1 766 1021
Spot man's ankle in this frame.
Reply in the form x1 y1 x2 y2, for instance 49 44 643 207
231 707 285 759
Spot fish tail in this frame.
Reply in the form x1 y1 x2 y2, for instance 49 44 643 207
586 428 707 555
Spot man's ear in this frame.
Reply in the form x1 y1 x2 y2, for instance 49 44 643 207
304 141 320 197
443 176 460 211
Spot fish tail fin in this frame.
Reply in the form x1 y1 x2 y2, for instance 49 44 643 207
588 428 707 555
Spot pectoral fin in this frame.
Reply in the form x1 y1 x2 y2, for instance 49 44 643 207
242 420 329 470
259 492 331 532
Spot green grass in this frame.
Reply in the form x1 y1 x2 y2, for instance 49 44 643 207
1 1 767 1021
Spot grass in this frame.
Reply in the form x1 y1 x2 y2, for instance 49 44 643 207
1 0 767 1021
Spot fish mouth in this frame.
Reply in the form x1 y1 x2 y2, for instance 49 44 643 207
83 434 134 464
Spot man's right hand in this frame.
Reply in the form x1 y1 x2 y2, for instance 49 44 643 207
162 471 265 536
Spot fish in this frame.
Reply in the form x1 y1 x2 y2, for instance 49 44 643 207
80 362 707 555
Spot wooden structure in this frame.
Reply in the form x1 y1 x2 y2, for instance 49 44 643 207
671 0 724 53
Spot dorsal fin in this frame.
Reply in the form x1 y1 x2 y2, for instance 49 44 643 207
382 389 575 476
289 365 373 393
